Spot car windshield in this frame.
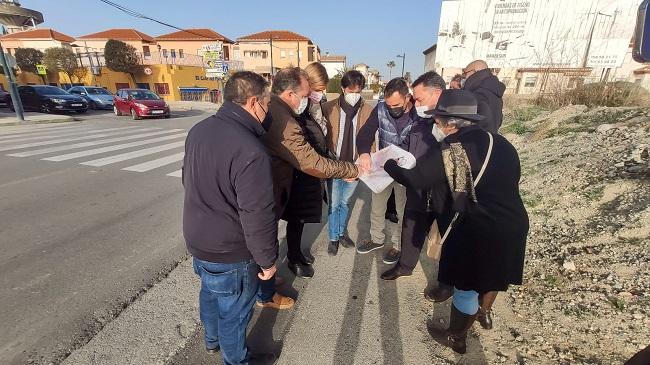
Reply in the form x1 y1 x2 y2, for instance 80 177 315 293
35 86 69 96
128 90 160 100
87 88 112 95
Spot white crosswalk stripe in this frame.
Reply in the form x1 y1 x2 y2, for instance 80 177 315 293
7 129 176 157
0 127 156 152
0 126 142 143
3 124 189 179
81 141 185 167
166 169 183 178
42 133 187 161
0 124 86 138
123 152 185 172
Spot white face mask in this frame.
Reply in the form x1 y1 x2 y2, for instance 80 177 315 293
416 105 433 119
296 96 309 114
431 124 447 142
344 92 362 106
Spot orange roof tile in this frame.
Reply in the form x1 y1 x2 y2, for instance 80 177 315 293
77 28 155 42
155 28 234 43
237 30 312 43
0 28 75 43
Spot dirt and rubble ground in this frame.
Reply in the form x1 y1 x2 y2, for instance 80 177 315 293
477 102 650 364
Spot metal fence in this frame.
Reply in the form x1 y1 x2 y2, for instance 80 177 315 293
179 89 221 103
75 52 244 72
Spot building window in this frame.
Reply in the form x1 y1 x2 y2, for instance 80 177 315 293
223 46 229 61
136 83 150 90
162 49 168 58
171 49 176 58
143 46 151 57
308 48 314 62
524 76 537 88
155 83 170 95
115 82 130 91
280 50 286 58
179 49 184 58
262 51 268 59
567 77 584 89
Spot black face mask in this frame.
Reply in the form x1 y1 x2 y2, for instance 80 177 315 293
388 106 405 119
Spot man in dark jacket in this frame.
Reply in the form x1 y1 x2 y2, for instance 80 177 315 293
376 71 448 281
183 71 277 364
462 60 506 133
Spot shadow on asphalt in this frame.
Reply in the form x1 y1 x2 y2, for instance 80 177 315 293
332 189 408 364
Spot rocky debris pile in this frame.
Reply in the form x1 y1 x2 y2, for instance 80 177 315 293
482 105 650 364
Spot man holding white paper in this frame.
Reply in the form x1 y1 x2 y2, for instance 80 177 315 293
355 78 418 265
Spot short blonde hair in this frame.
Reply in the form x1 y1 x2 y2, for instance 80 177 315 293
304 62 329 91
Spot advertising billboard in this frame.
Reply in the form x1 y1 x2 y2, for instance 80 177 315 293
436 0 640 69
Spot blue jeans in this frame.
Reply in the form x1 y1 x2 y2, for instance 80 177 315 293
257 275 276 303
193 258 259 365
327 179 359 241
452 287 479 315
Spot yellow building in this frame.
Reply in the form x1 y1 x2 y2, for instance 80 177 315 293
75 28 156 56
234 30 320 77
0 28 75 56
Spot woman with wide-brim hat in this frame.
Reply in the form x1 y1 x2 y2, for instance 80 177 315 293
384 89 529 354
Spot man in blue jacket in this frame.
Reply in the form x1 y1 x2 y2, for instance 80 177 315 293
183 71 278 365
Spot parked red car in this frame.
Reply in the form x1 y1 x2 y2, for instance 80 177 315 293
113 89 171 120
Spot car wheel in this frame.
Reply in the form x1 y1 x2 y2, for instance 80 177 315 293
114 105 121 116
131 108 140 120
41 105 51 114
164 114 171 119
89 101 97 110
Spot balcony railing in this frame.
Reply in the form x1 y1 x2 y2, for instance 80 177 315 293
74 52 245 72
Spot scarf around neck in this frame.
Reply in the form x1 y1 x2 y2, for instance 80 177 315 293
440 131 478 214
338 96 363 162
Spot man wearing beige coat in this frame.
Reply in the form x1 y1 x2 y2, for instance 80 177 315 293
322 70 374 256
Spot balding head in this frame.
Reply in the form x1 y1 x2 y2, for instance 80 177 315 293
462 60 489 80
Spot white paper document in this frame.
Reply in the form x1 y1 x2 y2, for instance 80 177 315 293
357 145 416 194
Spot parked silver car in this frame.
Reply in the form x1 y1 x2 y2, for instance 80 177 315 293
67 86 115 110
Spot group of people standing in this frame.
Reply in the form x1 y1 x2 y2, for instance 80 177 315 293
182 59 529 364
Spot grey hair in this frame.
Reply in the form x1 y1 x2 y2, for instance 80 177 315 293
272 67 308 95
437 116 474 129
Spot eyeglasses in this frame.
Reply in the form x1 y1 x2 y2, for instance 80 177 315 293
462 69 475 76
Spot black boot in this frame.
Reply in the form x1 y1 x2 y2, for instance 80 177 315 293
478 291 497 330
328 240 339 256
287 260 314 278
429 304 477 354
424 282 454 303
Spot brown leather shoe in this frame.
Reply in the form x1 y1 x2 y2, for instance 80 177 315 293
256 293 295 310
424 283 454 303
380 265 412 280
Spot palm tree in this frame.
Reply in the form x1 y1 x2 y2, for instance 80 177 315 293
387 60 396 79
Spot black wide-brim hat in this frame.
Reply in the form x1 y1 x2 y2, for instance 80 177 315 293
425 89 485 121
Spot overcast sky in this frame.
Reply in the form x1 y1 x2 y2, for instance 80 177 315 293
22 0 442 81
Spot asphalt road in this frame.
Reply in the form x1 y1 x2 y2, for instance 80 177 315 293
0 109 208 365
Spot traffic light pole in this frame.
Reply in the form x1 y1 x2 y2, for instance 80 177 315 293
0 42 24 121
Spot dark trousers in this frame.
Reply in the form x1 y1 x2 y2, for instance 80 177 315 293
385 189 397 216
397 209 437 272
286 220 304 264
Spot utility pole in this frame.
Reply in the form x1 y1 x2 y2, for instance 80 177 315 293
269 36 274 77
0 40 24 121
396 53 406 77
297 40 300 67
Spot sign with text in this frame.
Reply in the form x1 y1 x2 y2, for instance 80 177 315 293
202 42 225 77
436 0 640 69
36 64 46 75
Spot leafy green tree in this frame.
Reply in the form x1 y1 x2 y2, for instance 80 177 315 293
43 47 78 83
327 73 342 93
104 39 142 84
15 48 46 83
404 71 412 84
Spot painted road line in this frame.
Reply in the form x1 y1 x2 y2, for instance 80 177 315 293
0 127 157 152
42 133 187 161
166 169 183 178
0 126 142 143
0 124 86 138
7 129 173 157
122 152 185 172
81 141 185 167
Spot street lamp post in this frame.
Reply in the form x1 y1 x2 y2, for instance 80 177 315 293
0 41 24 120
269 35 279 77
396 53 405 77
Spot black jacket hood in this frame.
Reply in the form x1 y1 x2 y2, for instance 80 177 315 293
465 69 506 98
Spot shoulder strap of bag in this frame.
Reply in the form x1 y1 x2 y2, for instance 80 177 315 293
440 132 494 244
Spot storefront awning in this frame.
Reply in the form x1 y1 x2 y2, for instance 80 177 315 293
179 87 209 92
